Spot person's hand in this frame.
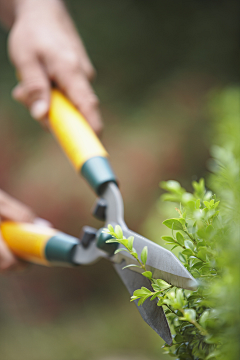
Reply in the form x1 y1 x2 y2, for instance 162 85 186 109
8 0 102 133
0 189 35 272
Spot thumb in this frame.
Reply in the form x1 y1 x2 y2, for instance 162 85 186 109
12 57 50 120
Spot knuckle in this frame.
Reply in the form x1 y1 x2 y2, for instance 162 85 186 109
86 66 96 81
62 53 81 73
81 94 99 109
19 207 35 222
23 78 48 95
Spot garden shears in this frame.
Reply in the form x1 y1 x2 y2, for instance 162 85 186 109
1 90 197 344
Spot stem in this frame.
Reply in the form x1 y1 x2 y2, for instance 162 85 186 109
191 320 208 336
179 308 208 337
164 304 177 315
184 229 197 244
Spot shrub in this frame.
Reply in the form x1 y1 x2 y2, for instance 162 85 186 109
105 87 240 360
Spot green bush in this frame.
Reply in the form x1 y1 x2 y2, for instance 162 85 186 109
105 87 240 360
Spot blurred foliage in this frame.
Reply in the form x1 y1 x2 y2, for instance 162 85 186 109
206 88 240 360
157 87 240 359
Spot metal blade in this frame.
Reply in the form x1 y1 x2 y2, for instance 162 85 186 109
114 261 172 345
113 229 198 291
73 241 107 265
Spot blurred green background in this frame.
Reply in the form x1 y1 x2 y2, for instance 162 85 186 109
0 1 239 359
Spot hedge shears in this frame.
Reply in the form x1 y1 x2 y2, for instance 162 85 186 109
1 90 197 344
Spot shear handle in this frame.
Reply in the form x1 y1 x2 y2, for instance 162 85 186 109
1 221 79 266
49 90 117 195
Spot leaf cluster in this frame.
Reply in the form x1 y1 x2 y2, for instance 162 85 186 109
105 88 240 360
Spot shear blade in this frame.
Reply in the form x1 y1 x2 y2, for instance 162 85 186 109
114 261 172 345
120 229 197 291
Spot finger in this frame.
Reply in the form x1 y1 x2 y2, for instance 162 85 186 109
0 232 19 271
34 218 53 228
54 67 103 134
59 7 96 80
12 56 50 121
0 190 35 223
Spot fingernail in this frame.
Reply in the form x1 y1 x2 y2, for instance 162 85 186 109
30 100 48 120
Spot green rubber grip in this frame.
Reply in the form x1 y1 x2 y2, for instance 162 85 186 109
81 156 117 195
45 233 79 265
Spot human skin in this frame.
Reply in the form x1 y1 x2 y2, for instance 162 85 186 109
0 0 102 133
0 0 102 269
0 190 36 271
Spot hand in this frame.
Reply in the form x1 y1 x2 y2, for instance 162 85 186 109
0 189 35 271
8 0 102 133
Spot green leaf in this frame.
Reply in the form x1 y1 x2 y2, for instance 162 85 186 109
183 309 196 322
206 225 214 236
161 180 182 193
191 261 203 269
184 240 194 251
203 200 210 209
195 199 201 209
163 219 184 231
178 218 186 225
114 225 123 239
132 289 146 297
127 236 134 250
178 252 187 263
156 279 171 288
176 289 184 307
114 248 129 254
199 310 210 327
142 271 152 279
162 236 176 244
150 291 162 301
214 201 220 209
122 264 141 270
176 232 184 246
197 247 207 261
174 334 184 343
141 246 148 265
107 224 114 233
157 298 164 306
138 296 150 306
141 287 152 294
119 239 129 248
206 351 221 359
106 239 120 244
182 249 193 256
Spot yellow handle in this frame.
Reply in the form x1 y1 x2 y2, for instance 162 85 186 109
1 221 80 266
49 89 108 171
1 221 57 265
